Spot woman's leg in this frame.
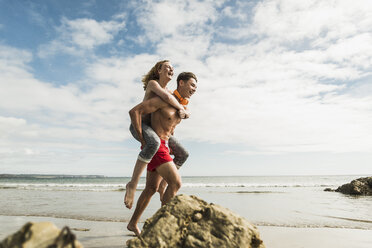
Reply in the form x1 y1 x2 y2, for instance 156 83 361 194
168 136 189 167
125 123 161 209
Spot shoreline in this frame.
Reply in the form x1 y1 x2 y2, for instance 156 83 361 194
1 215 372 248
1 214 371 230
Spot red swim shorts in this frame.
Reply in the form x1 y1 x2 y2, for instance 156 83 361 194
147 140 173 172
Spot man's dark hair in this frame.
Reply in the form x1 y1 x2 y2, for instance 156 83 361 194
176 72 197 87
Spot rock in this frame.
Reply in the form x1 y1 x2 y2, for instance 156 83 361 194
324 188 335 192
0 222 83 248
126 194 265 248
335 177 372 195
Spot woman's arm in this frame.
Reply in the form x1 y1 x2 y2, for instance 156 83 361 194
147 80 188 114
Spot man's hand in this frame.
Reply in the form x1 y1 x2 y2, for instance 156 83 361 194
178 108 190 119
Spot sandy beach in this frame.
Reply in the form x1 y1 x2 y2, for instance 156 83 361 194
1 215 372 248
1 175 371 247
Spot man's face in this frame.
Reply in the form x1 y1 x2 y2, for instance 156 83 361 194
179 78 197 99
159 62 174 80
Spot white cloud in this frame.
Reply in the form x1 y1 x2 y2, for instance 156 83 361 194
38 17 125 57
219 0 372 48
63 18 124 49
0 44 33 69
157 34 212 63
252 0 372 43
24 148 37 155
324 33 372 70
221 5 248 22
0 44 131 149
0 116 27 139
136 0 219 42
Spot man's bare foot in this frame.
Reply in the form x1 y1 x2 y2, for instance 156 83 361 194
157 179 167 202
124 182 136 209
127 222 141 237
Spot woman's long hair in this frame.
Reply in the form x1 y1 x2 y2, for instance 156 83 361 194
142 60 169 90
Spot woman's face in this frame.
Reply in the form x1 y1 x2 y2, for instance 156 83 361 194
159 62 174 80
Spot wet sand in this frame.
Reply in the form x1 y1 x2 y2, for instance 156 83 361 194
259 226 372 248
1 215 372 248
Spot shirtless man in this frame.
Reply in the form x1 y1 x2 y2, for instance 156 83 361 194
127 72 198 236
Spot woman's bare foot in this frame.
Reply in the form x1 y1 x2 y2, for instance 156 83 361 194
124 182 136 209
127 222 141 237
157 179 167 202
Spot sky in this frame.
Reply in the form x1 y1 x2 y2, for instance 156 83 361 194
1 0 372 177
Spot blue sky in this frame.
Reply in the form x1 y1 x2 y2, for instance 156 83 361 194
1 0 372 176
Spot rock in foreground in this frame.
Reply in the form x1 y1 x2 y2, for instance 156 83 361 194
127 194 265 248
336 177 372 195
0 222 83 248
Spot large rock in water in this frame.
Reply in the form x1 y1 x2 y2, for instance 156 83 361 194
336 177 372 195
127 194 265 248
0 222 83 248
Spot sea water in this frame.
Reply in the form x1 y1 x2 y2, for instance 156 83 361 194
0 175 371 230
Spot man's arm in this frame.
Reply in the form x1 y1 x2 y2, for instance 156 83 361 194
129 97 167 147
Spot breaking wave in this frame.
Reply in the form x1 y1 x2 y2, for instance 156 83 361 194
0 182 336 192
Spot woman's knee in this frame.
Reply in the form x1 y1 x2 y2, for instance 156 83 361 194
174 150 189 167
147 137 160 153
140 136 160 161
181 150 189 161
129 124 139 141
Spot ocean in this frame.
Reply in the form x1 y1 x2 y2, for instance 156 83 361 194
0 174 371 232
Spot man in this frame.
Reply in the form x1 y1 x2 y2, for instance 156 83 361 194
127 72 198 236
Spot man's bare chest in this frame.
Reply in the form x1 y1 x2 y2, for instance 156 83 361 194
159 106 181 124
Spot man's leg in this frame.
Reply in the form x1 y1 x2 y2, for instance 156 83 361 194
157 164 180 201
155 161 182 206
157 178 167 201
157 136 187 200
124 159 147 209
127 170 162 236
